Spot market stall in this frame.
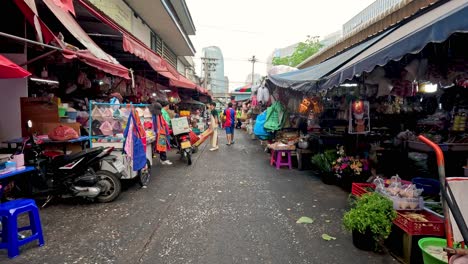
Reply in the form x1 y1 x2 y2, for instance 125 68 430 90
89 102 155 185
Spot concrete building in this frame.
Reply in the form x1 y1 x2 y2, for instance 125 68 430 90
202 46 228 98
87 0 197 80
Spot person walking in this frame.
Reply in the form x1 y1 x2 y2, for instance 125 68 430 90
150 102 172 165
208 102 219 151
223 102 236 145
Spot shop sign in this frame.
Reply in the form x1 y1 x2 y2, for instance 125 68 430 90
88 0 132 32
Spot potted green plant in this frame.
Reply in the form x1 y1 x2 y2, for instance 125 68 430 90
343 193 397 251
311 149 337 185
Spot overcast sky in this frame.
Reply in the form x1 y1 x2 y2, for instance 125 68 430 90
185 0 375 91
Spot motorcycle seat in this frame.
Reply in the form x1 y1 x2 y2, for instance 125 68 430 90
51 147 104 164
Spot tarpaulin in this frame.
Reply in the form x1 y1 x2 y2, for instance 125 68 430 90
15 0 56 44
43 0 118 64
50 0 75 16
0 55 31 79
16 0 129 79
322 0 468 90
268 29 392 92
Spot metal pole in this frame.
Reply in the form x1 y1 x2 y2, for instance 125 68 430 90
0 31 62 51
248 55 257 95
19 50 57 66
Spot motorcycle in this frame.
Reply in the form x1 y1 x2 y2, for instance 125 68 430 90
11 121 123 205
174 132 193 165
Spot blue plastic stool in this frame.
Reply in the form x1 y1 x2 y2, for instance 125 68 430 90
0 199 44 258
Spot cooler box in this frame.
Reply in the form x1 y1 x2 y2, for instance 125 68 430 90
171 117 190 135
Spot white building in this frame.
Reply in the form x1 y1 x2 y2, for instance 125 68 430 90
202 46 227 98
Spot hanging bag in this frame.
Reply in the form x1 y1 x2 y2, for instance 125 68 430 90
99 121 114 136
155 115 167 153
91 106 104 121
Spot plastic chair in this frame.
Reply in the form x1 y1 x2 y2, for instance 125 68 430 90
0 199 44 258
270 150 292 169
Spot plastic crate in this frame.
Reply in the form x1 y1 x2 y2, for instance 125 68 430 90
351 183 375 197
393 210 445 236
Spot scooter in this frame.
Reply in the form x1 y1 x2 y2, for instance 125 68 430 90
174 132 193 165
11 121 123 205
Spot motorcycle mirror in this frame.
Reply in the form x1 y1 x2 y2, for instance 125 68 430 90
27 120 33 128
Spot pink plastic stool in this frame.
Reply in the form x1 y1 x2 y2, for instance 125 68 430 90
270 150 292 169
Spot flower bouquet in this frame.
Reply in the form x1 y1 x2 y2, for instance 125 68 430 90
332 146 369 191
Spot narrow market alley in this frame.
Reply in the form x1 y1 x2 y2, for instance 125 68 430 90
4 131 395 264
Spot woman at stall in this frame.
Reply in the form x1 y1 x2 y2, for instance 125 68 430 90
150 102 172 165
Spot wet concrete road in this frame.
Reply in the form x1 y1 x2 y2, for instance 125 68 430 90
3 130 395 264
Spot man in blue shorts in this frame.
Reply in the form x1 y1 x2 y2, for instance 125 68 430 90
223 102 236 145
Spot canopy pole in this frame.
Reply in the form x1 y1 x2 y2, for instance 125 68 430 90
19 50 57 66
0 31 62 51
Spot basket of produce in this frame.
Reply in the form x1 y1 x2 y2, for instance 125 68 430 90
394 211 445 236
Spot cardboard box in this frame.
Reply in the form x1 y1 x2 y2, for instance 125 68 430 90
171 117 190 135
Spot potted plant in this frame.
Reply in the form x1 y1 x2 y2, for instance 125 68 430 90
343 193 397 251
311 149 337 185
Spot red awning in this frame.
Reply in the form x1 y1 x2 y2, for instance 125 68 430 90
50 0 75 16
170 75 196 90
63 50 130 79
15 0 56 44
0 55 31 79
76 0 197 87
15 0 130 79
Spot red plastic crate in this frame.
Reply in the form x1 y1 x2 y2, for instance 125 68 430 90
393 210 445 236
351 183 375 197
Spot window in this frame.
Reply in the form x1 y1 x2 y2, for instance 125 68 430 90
150 31 163 55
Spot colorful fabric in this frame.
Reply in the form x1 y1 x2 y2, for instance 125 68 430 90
123 111 146 171
223 108 236 128
264 102 286 132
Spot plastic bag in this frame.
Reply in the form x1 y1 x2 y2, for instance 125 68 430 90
48 125 79 141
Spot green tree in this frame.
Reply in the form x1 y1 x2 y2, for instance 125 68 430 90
272 36 323 67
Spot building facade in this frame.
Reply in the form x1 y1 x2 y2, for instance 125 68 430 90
88 0 197 79
202 46 227 98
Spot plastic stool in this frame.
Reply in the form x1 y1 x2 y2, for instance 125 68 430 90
270 150 292 169
0 199 44 258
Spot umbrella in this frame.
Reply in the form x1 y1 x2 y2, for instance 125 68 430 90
234 83 252 93
0 55 31 79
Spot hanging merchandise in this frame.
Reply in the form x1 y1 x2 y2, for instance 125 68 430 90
257 86 270 105
264 101 286 132
298 97 312 114
253 111 271 139
348 100 370 134
123 111 146 171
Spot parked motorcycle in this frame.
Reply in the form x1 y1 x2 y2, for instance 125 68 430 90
11 121 122 204
174 132 193 165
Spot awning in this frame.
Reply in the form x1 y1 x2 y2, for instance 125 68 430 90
268 29 393 92
232 93 251 101
76 0 196 86
43 0 118 64
169 72 196 90
234 83 251 93
15 0 130 79
0 55 31 79
322 0 468 90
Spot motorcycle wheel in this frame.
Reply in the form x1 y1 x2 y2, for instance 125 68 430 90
192 146 198 154
95 170 121 203
186 150 192 165
138 159 151 187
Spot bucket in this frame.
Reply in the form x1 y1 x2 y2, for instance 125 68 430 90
67 111 78 120
418 237 448 264
58 107 67 117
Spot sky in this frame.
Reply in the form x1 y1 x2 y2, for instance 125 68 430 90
185 0 376 91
